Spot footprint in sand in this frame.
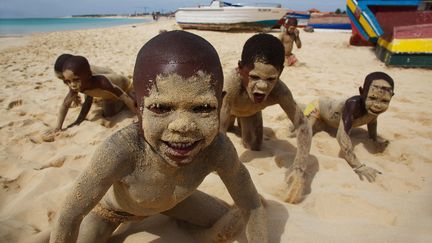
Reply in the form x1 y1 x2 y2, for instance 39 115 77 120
397 97 412 104
0 175 22 192
39 129 60 143
47 211 56 223
36 155 67 170
393 132 408 140
304 193 397 225
274 154 295 168
7 99 23 110
100 119 115 128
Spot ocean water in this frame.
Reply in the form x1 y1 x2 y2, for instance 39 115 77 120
0 18 150 36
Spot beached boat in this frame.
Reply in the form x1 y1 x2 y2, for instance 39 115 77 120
307 13 351 30
346 0 432 67
277 11 311 28
175 1 287 31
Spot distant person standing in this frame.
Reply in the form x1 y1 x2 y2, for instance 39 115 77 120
152 11 159 21
279 17 302 66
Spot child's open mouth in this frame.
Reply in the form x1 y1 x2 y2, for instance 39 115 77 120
163 140 201 164
253 93 266 103
369 107 383 115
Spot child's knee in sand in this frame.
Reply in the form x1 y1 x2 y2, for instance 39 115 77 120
49 30 267 243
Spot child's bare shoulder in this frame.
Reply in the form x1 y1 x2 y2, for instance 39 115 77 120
224 68 240 86
223 69 242 96
97 123 144 160
208 133 238 167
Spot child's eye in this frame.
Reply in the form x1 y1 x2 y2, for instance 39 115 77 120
249 75 260 80
147 104 172 114
266 77 276 82
193 104 216 113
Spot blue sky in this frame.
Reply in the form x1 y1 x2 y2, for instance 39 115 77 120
0 0 346 18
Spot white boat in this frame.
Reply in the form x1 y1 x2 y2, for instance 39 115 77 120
175 1 288 31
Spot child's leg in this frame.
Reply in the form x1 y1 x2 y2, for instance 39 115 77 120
102 100 124 117
286 54 297 66
238 112 263 151
226 115 236 132
76 211 121 243
22 209 122 243
163 190 229 227
163 190 243 242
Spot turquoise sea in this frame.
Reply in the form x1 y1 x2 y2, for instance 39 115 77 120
0 18 150 36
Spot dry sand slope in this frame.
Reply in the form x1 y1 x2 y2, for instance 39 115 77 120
0 18 431 242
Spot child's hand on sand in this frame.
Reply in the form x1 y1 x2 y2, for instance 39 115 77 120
41 128 60 142
373 137 390 151
284 165 305 203
66 120 83 129
353 164 382 182
189 208 244 243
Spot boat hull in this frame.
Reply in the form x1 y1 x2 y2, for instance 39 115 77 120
346 0 423 43
375 23 432 67
307 14 351 30
175 7 286 31
283 12 310 27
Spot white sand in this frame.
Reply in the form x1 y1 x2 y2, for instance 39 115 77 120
0 18 431 242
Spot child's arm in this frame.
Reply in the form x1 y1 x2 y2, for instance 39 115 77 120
50 138 134 243
276 82 312 203
337 101 381 182
367 119 389 145
294 29 302 49
55 89 78 130
216 137 268 243
67 95 93 128
219 92 232 133
279 32 285 42
98 76 137 114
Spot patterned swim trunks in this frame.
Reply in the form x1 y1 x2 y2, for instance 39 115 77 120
92 203 146 224
303 99 320 119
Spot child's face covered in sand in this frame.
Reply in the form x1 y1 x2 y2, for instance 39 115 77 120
142 72 220 167
287 25 296 34
364 79 393 116
62 69 83 92
240 61 280 103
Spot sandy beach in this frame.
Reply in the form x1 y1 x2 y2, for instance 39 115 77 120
0 17 431 242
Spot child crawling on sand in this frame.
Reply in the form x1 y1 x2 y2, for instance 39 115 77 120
54 54 116 108
279 17 302 66
291 72 395 182
43 54 137 141
46 31 267 242
220 33 312 204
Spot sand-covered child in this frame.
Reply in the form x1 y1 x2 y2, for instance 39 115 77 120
47 31 267 243
43 54 137 140
220 33 312 203
293 71 395 182
53 53 116 107
279 17 302 66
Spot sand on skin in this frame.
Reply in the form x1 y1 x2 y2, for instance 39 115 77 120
0 18 431 242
